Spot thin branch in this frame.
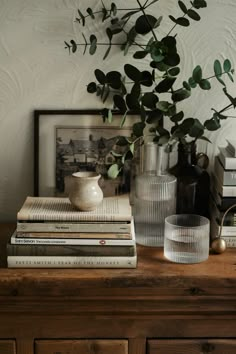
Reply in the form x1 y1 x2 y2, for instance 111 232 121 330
136 0 159 42
166 5 193 37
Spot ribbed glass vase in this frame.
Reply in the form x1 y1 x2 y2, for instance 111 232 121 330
133 142 177 247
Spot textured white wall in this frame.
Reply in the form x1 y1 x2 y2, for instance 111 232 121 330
0 0 236 221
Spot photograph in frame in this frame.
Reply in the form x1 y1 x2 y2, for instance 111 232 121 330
34 110 141 198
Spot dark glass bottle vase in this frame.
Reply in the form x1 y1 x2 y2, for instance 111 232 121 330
169 142 210 217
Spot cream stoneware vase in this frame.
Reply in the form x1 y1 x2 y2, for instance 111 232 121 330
69 172 103 211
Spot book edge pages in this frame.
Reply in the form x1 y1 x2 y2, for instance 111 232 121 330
17 195 132 222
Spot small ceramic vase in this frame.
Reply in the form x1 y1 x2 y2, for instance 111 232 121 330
69 172 103 211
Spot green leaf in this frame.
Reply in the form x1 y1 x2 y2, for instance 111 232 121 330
89 35 97 55
146 109 163 123
131 83 141 98
188 119 204 138
107 164 121 179
187 9 201 21
124 64 141 82
156 101 172 112
170 111 184 123
103 44 112 60
87 8 95 19
70 40 77 53
204 118 221 131
140 70 153 87
191 0 207 9
113 95 127 112
111 2 117 16
133 51 148 59
199 79 211 90
77 9 85 26
141 92 159 109
178 0 188 14
227 72 234 82
126 94 140 110
183 81 191 91
94 69 106 84
106 71 122 89
223 59 232 73
168 67 180 76
133 122 146 137
87 82 97 93
102 7 108 22
192 65 202 83
214 59 222 77
107 109 113 123
135 14 160 35
172 88 191 102
188 77 197 88
102 85 110 103
163 53 180 67
106 28 113 41
155 77 176 93
169 15 190 27
120 112 128 128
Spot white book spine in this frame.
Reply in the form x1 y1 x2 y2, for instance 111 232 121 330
7 255 137 268
11 234 135 246
218 147 236 170
16 222 131 233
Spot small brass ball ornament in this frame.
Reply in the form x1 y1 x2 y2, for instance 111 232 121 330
211 203 236 254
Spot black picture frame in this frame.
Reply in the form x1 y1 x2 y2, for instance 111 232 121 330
34 109 140 198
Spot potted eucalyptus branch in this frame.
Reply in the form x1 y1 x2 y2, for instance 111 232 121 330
64 0 236 219
65 0 235 180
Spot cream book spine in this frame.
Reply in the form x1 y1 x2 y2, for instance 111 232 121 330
7 255 137 268
16 221 131 233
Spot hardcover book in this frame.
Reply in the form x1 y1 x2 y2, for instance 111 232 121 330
226 138 236 157
211 173 236 197
7 254 137 268
17 195 132 222
214 156 236 186
218 147 236 170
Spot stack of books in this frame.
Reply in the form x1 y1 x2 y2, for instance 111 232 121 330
7 195 137 268
210 139 236 247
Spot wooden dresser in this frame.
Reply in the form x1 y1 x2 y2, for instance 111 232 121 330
0 223 236 354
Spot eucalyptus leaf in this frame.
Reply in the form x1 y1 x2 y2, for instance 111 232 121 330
168 67 180 76
169 15 190 27
223 59 232 73
227 72 234 82
199 79 211 90
133 122 146 137
106 71 122 89
192 65 202 83
87 82 97 93
191 0 207 9
103 44 111 60
111 2 117 16
214 59 222 77
187 9 201 21
133 51 148 59
77 9 85 26
170 111 184 123
107 164 121 179
204 118 221 131
155 77 176 93
178 0 188 14
70 40 77 53
87 8 95 19
141 92 159 109
172 88 191 102
188 77 197 88
126 94 140 110
124 64 141 82
135 14 160 35
95 69 106 84
113 95 127 112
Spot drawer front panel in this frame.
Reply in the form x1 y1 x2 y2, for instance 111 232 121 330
0 340 16 354
35 339 128 354
148 339 236 354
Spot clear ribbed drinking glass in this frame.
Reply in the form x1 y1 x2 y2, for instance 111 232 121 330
134 143 177 247
164 214 210 263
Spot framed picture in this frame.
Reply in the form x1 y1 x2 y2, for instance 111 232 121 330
34 109 141 198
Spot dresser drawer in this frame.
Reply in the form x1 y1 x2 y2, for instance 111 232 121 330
35 339 128 354
0 340 16 354
148 339 236 354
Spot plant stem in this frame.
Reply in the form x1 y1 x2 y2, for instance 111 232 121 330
166 5 193 37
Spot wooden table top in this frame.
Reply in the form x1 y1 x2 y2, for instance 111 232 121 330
0 223 236 298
